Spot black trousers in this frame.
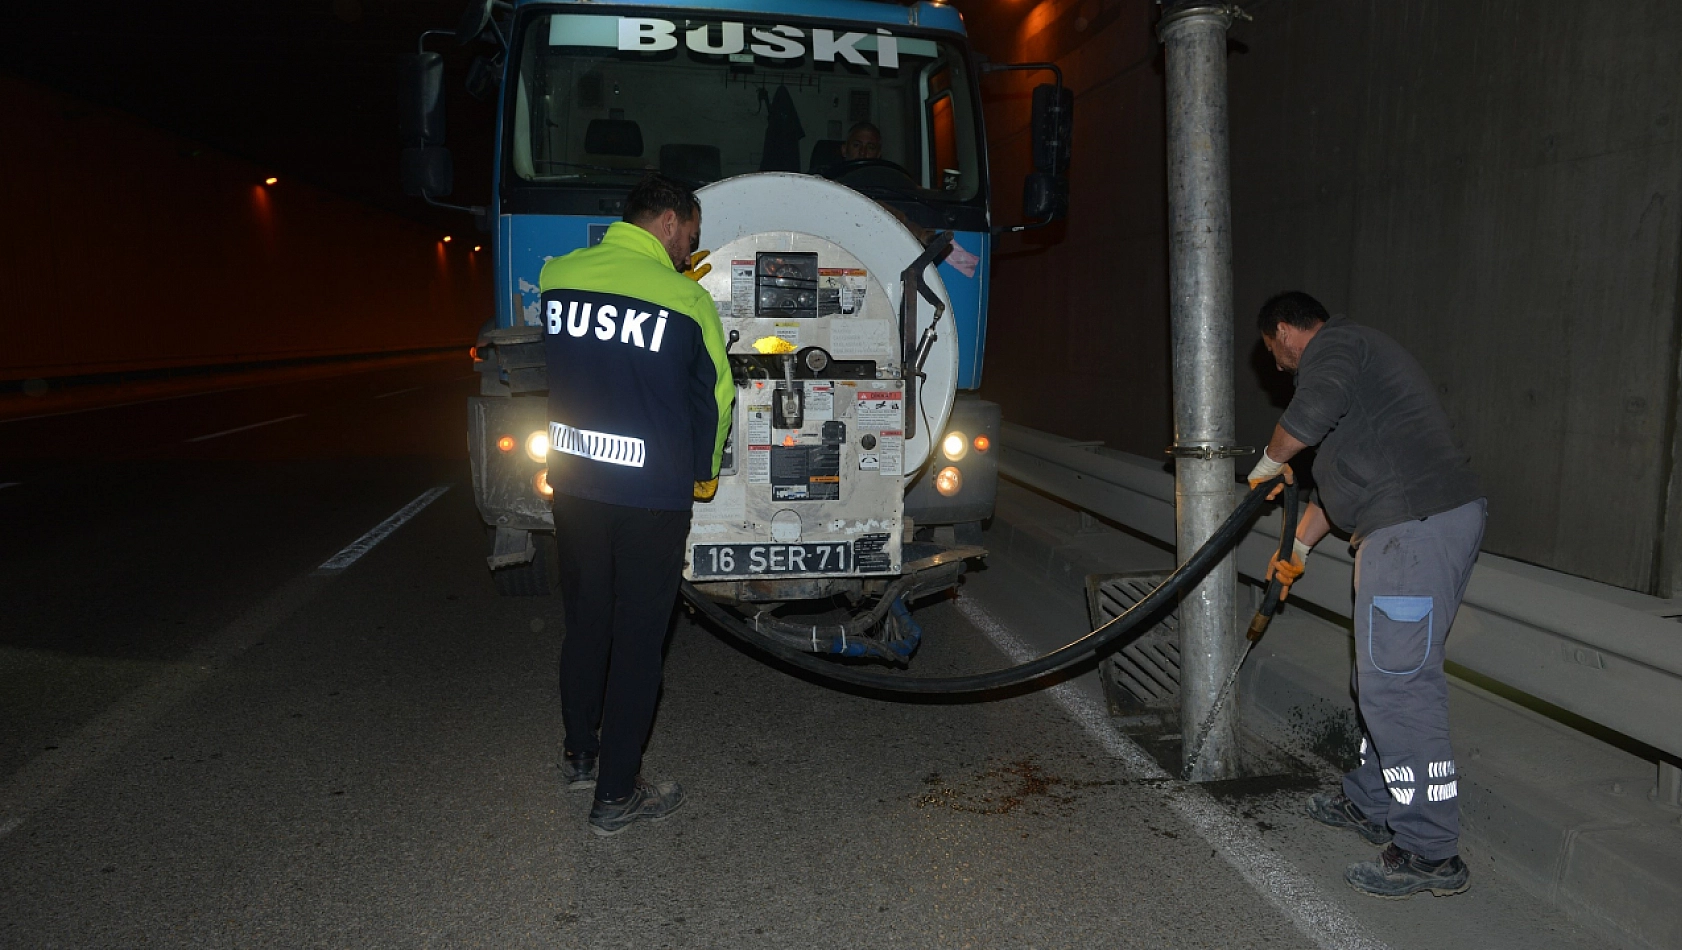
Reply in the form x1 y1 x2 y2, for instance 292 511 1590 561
552 492 691 801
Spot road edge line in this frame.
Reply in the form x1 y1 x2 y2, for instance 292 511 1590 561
953 595 1389 950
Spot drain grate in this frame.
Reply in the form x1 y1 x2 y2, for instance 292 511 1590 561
1085 571 1179 708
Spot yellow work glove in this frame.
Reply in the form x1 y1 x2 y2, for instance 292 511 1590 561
684 250 712 281
1246 449 1294 501
694 478 719 501
1264 539 1313 601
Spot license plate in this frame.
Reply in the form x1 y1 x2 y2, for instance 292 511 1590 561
691 542 853 577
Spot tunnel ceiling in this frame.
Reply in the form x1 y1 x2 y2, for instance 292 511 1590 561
2 0 495 232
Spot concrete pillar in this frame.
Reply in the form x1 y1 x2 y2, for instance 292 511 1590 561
1160 1 1246 782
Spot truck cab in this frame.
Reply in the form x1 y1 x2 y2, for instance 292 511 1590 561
403 0 1068 657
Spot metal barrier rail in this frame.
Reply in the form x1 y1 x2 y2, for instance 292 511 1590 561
998 422 1682 762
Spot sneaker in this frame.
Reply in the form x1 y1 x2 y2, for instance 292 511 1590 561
588 778 685 837
1345 844 1470 899
560 750 597 791
1305 790 1393 845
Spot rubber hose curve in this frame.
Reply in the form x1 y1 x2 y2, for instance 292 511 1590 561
679 476 1290 697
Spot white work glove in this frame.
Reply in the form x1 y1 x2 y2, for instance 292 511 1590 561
1246 449 1293 500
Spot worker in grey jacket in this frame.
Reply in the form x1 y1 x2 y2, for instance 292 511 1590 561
1247 291 1485 899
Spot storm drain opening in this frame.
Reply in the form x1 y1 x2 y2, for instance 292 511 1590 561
1085 571 1181 713
1086 570 1326 788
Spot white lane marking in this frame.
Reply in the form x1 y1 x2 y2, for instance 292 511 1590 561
0 571 334 840
0 482 19 491
374 387 421 399
0 484 455 839
184 413 306 443
315 486 450 573
953 596 1389 950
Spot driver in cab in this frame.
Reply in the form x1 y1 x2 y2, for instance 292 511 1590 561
840 121 882 161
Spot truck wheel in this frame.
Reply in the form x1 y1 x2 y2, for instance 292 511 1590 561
490 531 559 596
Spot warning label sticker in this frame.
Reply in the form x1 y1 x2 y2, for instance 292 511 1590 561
746 447 771 485
745 406 772 447
731 260 755 321
877 430 903 477
806 383 834 421
855 391 903 430
819 267 869 315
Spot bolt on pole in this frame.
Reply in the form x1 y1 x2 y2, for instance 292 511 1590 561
1160 1 1245 782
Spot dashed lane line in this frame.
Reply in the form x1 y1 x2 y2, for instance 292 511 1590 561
183 413 306 443
0 482 18 491
315 486 450 573
0 484 452 840
952 595 1390 950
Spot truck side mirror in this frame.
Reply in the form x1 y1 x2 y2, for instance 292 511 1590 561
402 146 455 198
1030 82 1073 174
399 52 453 198
1023 172 1068 221
465 54 501 101
399 52 447 147
1026 83 1073 223
456 0 498 45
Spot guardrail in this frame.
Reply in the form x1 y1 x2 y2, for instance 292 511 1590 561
998 422 1682 763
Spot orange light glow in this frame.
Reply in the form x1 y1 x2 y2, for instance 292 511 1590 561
442 235 453 243
263 177 278 185
534 468 554 498
935 466 963 497
497 435 516 452
470 345 481 362
782 434 798 447
472 245 482 252
972 434 991 453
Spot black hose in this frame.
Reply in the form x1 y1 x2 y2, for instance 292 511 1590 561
1246 480 1299 641
680 475 1291 697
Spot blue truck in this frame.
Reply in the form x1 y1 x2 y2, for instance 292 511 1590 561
401 0 1069 653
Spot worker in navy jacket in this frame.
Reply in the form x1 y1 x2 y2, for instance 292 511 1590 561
540 174 732 837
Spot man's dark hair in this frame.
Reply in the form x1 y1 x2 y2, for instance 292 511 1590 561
622 173 700 226
1256 291 1329 336
847 121 880 139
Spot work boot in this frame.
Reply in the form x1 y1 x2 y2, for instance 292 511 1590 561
1305 790 1392 845
560 750 597 791
1345 844 1470 899
588 777 685 837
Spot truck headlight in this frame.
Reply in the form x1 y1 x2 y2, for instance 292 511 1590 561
941 431 968 461
935 466 963 496
526 431 550 461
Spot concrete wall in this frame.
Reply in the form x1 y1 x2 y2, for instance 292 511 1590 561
0 76 490 381
968 0 1682 593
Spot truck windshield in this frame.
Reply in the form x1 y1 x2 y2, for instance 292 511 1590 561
507 12 983 203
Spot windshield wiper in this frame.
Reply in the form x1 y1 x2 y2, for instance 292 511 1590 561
846 182 957 217
531 160 707 189
532 160 647 177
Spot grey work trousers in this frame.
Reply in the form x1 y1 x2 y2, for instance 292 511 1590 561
1342 498 1486 861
